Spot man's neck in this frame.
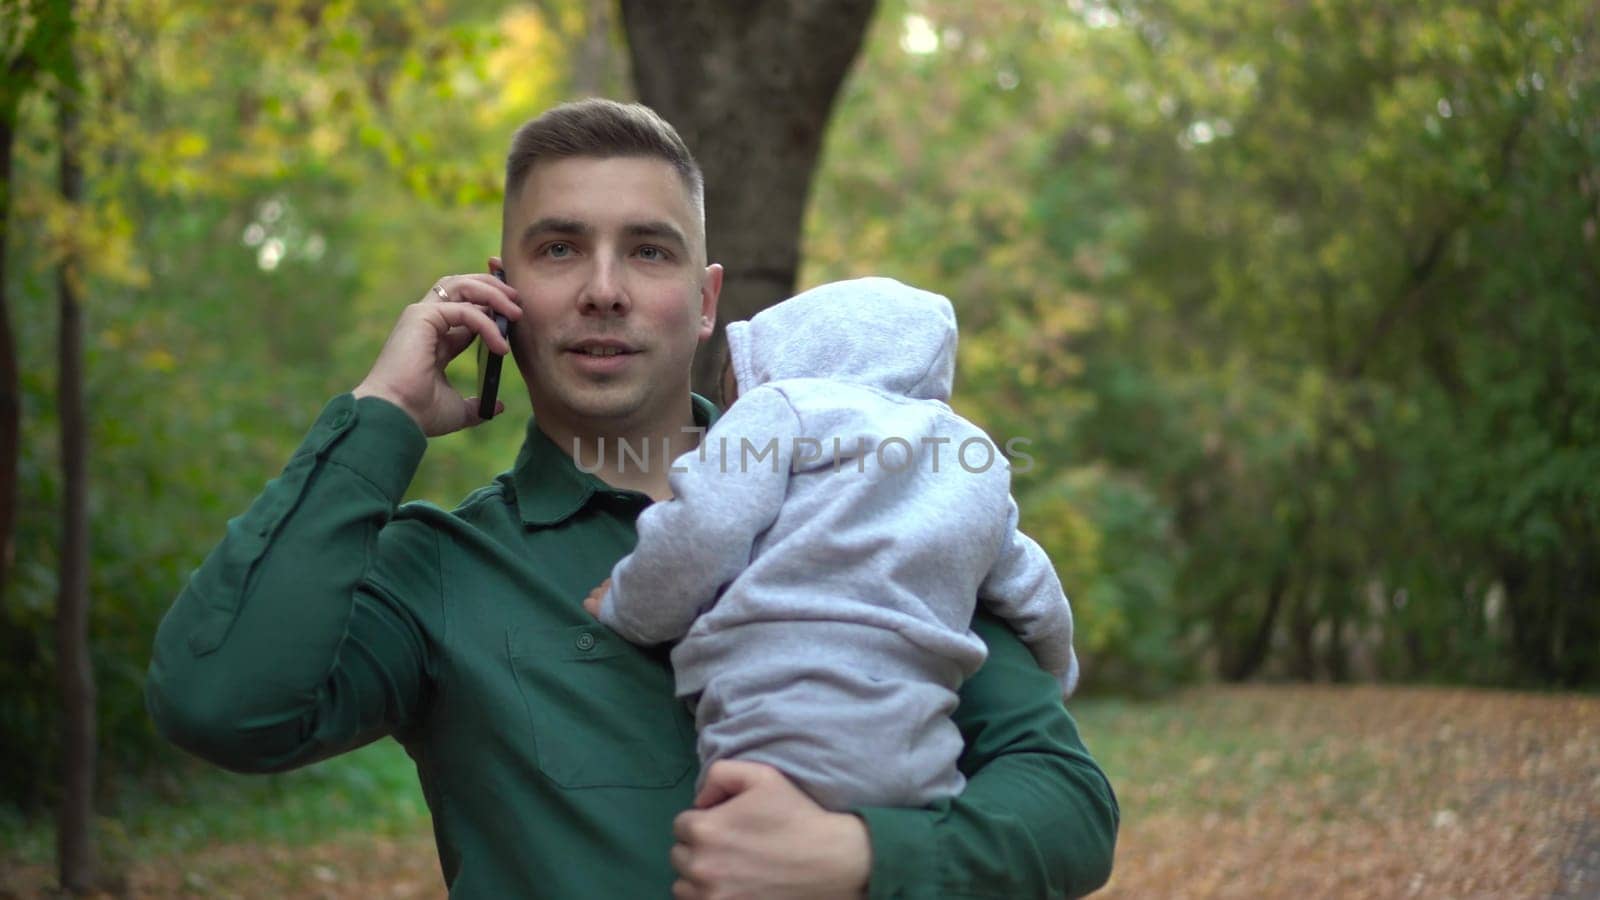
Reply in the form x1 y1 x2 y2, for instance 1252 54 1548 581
537 404 705 501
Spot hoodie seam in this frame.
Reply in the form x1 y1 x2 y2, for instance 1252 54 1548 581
906 325 956 402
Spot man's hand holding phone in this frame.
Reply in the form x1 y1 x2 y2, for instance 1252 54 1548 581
476 269 512 422
352 268 521 437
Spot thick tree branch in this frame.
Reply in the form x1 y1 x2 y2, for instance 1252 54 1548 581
1340 111 1531 381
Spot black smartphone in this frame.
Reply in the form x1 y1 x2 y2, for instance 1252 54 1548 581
478 270 512 420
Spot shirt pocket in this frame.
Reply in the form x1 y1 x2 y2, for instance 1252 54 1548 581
507 623 696 789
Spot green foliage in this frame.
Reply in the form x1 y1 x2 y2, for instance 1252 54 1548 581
1021 466 1187 695
810 0 1598 689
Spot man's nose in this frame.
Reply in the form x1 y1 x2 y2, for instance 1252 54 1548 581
578 256 629 317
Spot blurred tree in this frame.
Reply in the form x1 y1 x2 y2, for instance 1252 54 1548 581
1073 0 1600 684
0 0 563 813
806 0 1597 685
52 11 95 889
528 0 630 98
1 0 77 626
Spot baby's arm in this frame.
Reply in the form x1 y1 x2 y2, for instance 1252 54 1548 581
598 388 799 646
979 495 1081 695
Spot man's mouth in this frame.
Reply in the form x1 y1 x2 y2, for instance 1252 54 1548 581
566 339 641 361
569 340 638 353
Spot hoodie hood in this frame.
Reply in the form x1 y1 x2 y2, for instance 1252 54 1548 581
724 277 957 402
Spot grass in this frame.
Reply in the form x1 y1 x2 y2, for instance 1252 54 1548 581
0 739 427 865
1074 690 1390 819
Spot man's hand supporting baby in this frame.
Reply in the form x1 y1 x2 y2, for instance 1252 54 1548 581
671 760 871 900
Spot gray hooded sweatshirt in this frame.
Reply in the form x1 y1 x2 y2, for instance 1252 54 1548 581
597 276 1079 810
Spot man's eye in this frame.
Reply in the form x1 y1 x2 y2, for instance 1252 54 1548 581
637 246 667 262
546 242 573 258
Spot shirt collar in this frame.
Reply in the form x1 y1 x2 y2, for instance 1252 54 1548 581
510 394 721 527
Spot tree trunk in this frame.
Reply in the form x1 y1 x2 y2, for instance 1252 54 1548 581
619 0 878 396
1325 569 1352 682
0 59 29 622
1287 589 1317 681
55 80 97 896
1502 558 1555 684
1327 609 1349 682
1220 568 1290 682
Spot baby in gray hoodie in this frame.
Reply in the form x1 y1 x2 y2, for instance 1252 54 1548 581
590 276 1079 811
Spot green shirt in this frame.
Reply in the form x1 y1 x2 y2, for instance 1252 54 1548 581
147 393 1118 898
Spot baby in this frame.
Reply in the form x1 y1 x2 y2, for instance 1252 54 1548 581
585 277 1078 811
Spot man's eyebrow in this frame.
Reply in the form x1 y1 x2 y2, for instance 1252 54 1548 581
624 221 689 248
520 217 591 246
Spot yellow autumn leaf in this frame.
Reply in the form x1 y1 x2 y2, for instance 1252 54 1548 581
174 132 208 159
143 349 178 373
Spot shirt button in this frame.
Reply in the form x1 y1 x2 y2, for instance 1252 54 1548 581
575 632 596 651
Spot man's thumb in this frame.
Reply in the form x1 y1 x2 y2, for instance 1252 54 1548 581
693 759 770 809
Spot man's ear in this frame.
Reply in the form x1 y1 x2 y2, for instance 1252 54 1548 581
698 263 724 341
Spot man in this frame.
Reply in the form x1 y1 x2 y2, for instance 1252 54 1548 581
147 99 1118 898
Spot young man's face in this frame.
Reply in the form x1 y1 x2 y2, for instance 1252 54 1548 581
499 156 721 435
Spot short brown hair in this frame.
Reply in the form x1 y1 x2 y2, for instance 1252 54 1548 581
504 99 704 216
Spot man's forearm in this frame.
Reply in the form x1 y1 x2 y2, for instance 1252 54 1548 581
854 613 1118 898
146 394 428 771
